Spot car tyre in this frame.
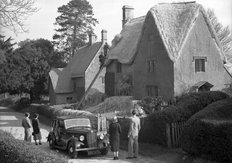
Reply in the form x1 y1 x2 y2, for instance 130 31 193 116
68 142 78 158
100 147 109 155
49 136 55 149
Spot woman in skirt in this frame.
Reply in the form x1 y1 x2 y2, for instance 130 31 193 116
109 116 121 160
32 113 42 145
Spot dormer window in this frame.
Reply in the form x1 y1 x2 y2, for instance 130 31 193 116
194 56 207 72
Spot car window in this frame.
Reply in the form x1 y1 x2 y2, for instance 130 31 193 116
64 118 91 129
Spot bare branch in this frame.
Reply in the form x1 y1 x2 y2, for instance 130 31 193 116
0 0 38 33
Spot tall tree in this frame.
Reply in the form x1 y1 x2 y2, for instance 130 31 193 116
0 35 15 65
0 39 54 100
0 35 16 93
53 0 98 60
207 9 232 62
0 0 38 33
19 39 67 68
14 42 50 100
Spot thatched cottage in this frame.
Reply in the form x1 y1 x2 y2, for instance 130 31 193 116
106 2 232 101
49 30 108 105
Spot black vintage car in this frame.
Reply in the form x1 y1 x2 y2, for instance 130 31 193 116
47 115 109 158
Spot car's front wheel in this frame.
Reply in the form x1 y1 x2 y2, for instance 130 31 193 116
48 136 55 149
68 142 78 158
100 147 109 155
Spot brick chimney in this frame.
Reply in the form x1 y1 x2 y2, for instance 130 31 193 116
89 33 97 45
122 5 134 28
101 29 107 43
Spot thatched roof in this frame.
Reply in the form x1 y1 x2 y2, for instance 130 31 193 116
49 42 103 93
107 2 226 64
107 16 145 64
149 2 225 62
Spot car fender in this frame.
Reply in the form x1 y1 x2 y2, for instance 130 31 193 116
47 132 55 141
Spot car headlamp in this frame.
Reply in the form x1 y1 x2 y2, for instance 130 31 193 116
79 135 85 141
99 134 104 140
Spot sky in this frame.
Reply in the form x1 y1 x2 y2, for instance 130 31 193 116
3 0 232 45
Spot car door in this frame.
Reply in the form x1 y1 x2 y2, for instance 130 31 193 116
53 120 59 140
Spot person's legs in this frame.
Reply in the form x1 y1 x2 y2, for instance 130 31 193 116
128 136 134 158
38 132 42 145
24 129 27 141
116 151 119 159
34 134 38 145
134 136 139 158
25 129 31 142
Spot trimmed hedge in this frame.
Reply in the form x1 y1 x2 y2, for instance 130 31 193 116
86 96 134 117
121 91 229 147
0 98 14 106
83 90 107 109
0 130 67 163
162 91 229 123
22 104 98 129
181 98 232 162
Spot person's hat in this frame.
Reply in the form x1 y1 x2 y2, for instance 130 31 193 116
112 116 118 122
25 112 30 117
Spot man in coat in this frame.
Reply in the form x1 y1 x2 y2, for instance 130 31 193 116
22 112 32 142
127 109 141 159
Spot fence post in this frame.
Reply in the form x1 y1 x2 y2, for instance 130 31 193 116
166 123 171 148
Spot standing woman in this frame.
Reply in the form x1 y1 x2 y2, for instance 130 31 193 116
32 113 42 145
109 116 121 160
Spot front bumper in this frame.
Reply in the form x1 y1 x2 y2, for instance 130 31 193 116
75 142 109 152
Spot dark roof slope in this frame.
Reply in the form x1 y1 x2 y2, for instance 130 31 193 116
49 42 102 93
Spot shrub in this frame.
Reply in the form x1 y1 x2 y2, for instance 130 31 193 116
162 91 229 123
138 96 166 114
181 98 232 162
137 91 229 146
86 96 134 117
0 130 66 163
0 98 14 106
13 97 31 111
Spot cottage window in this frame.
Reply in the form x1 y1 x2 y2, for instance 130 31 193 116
66 97 73 103
147 59 155 72
117 62 122 73
194 57 206 72
146 85 158 97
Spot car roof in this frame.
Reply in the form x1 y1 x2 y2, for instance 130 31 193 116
55 116 91 121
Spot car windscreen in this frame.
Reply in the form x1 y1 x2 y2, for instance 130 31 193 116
64 118 91 129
